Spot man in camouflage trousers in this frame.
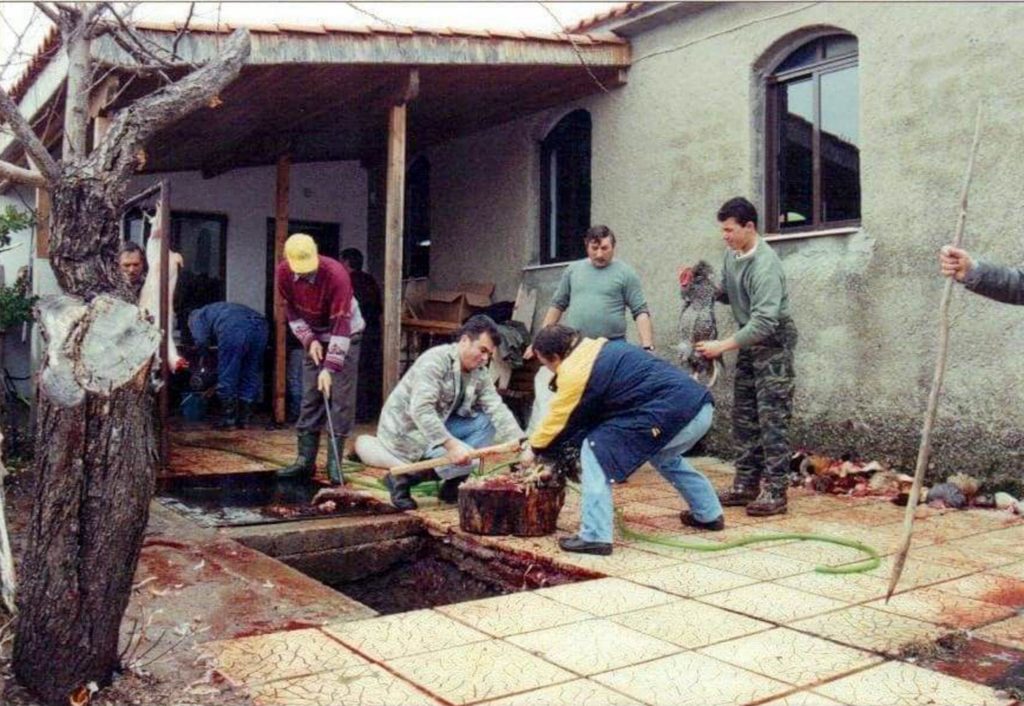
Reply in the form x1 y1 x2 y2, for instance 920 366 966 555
696 197 797 516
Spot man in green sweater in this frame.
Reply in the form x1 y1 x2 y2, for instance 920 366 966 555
696 197 797 516
526 225 655 430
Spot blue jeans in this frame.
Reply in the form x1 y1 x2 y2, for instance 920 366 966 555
425 413 496 480
579 402 720 543
217 317 269 403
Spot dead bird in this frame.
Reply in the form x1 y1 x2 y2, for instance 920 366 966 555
676 260 722 387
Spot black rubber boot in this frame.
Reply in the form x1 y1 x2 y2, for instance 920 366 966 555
746 487 788 517
277 431 320 480
236 400 254 430
718 484 760 507
325 435 346 486
216 397 238 429
384 469 435 511
438 474 468 504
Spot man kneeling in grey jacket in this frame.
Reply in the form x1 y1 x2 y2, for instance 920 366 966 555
355 315 530 510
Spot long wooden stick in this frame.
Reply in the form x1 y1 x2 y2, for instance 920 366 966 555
389 440 522 476
887 104 984 601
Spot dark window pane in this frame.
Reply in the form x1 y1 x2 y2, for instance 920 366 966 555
541 110 590 263
824 35 858 58
404 157 430 278
778 78 814 228
776 39 820 72
821 66 860 222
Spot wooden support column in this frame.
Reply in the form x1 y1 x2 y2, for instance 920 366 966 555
272 154 291 424
34 187 50 258
382 104 407 400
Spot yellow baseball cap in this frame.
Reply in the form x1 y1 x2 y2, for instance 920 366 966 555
284 233 318 274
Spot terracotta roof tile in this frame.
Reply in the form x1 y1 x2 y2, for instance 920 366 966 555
567 2 644 33
275 23 327 35
322 23 373 35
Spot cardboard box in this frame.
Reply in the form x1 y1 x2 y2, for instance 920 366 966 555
420 289 491 323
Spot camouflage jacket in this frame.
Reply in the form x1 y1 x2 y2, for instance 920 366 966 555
965 261 1024 306
377 343 524 462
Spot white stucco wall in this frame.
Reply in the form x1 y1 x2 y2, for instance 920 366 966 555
0 186 37 398
129 160 368 313
422 2 1024 477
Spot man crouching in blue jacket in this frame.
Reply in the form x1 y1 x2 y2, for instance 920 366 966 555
521 324 724 555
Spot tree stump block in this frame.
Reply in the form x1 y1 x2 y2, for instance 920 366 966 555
458 481 565 537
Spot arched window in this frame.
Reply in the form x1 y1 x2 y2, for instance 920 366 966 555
766 34 859 233
540 110 591 264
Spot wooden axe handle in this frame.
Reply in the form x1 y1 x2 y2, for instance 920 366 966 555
389 440 522 476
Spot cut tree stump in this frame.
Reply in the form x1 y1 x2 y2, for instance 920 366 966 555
458 481 565 537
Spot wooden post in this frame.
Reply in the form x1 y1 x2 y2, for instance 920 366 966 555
34 188 50 258
272 154 291 424
158 181 171 468
382 104 407 399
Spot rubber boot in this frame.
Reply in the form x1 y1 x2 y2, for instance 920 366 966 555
438 474 469 504
384 469 435 511
718 483 760 507
325 435 346 486
216 397 238 429
236 400 254 430
277 431 320 480
746 487 788 517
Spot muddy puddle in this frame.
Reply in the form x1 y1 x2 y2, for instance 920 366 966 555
156 472 393 527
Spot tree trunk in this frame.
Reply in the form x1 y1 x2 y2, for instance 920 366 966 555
14 379 154 703
13 184 153 704
459 483 565 537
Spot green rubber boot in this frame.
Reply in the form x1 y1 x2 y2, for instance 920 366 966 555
277 431 320 480
325 435 346 486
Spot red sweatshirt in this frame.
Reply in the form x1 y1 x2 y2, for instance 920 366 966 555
275 256 366 373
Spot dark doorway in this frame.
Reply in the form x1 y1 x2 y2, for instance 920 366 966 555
264 219 342 417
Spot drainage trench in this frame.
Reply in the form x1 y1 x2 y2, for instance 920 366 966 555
159 475 598 615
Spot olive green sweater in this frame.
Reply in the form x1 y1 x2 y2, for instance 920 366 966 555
720 238 791 348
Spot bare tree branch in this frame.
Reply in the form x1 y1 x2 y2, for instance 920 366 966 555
0 86 59 182
170 2 196 60
92 28 250 184
0 159 47 187
32 1 62 26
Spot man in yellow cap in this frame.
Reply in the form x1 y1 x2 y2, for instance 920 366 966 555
275 233 365 484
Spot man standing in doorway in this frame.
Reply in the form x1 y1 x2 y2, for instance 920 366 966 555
119 241 147 300
526 225 654 429
696 197 797 516
275 233 365 485
340 248 383 422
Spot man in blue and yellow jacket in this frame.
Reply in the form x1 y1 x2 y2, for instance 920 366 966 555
523 325 724 555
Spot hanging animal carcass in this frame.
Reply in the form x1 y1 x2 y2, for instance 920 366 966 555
676 260 722 387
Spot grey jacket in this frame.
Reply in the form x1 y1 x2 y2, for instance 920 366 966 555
965 261 1024 306
377 343 524 462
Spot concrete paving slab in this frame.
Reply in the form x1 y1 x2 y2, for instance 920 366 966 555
699 582 848 624
479 679 643 706
866 587 1016 629
622 560 760 597
323 609 489 661
975 614 1024 651
205 628 368 686
435 591 592 637
247 662 443 705
607 599 771 649
790 606 946 656
536 576 679 617
813 660 1014 706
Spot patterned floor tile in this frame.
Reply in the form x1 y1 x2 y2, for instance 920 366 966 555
865 587 1015 629
854 557 975 590
387 639 574 705
607 598 771 648
698 628 882 687
909 541 1019 570
479 679 643 706
206 628 367 686
757 540 877 569
814 660 1014 706
699 582 847 623
594 651 789 706
618 501 681 524
537 577 679 617
506 618 681 675
436 591 592 637
698 551 817 581
759 691 848 706
975 614 1024 650
623 561 758 597
249 663 441 705
555 545 687 576
928 572 1024 608
322 609 489 661
774 571 891 604
790 605 945 656
995 562 1024 581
